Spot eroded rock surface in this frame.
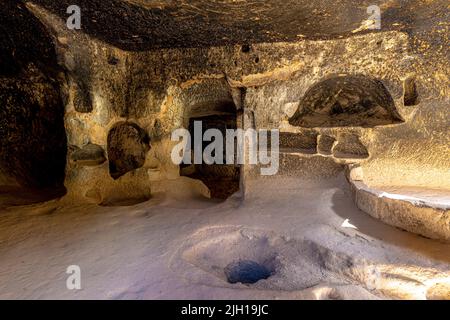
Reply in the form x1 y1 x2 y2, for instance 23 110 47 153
0 1 66 188
107 122 151 179
289 75 402 128
71 143 106 166
0 0 448 299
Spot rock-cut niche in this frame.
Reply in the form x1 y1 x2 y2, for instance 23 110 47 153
289 75 403 128
107 122 150 179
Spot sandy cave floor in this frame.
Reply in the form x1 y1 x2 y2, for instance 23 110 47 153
0 175 449 300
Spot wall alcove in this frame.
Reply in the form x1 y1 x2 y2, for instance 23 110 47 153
289 75 403 128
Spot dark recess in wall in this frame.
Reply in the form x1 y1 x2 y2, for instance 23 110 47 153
181 114 240 200
0 0 67 189
107 122 151 180
289 75 403 128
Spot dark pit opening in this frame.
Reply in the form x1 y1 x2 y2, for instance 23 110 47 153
107 122 150 179
289 75 403 128
224 260 273 284
241 44 251 53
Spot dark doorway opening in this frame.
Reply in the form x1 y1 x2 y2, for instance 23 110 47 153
181 113 240 200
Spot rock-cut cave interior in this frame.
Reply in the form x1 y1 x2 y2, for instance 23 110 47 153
0 0 449 300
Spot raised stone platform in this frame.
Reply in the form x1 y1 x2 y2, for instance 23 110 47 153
348 172 450 242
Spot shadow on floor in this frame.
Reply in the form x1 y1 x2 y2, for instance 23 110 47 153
0 185 66 209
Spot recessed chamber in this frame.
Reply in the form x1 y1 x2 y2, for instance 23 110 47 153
107 122 150 179
289 75 403 128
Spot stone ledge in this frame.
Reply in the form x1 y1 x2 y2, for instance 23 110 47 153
348 175 450 242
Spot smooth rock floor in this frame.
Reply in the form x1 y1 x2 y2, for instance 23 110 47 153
0 175 448 299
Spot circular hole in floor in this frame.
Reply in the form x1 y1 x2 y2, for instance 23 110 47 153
224 260 273 284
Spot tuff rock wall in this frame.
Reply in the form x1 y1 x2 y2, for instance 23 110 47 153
1 1 448 239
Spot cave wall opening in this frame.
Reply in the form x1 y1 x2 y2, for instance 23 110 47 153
289 75 403 128
177 85 241 200
107 122 151 180
181 113 241 200
0 1 67 199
